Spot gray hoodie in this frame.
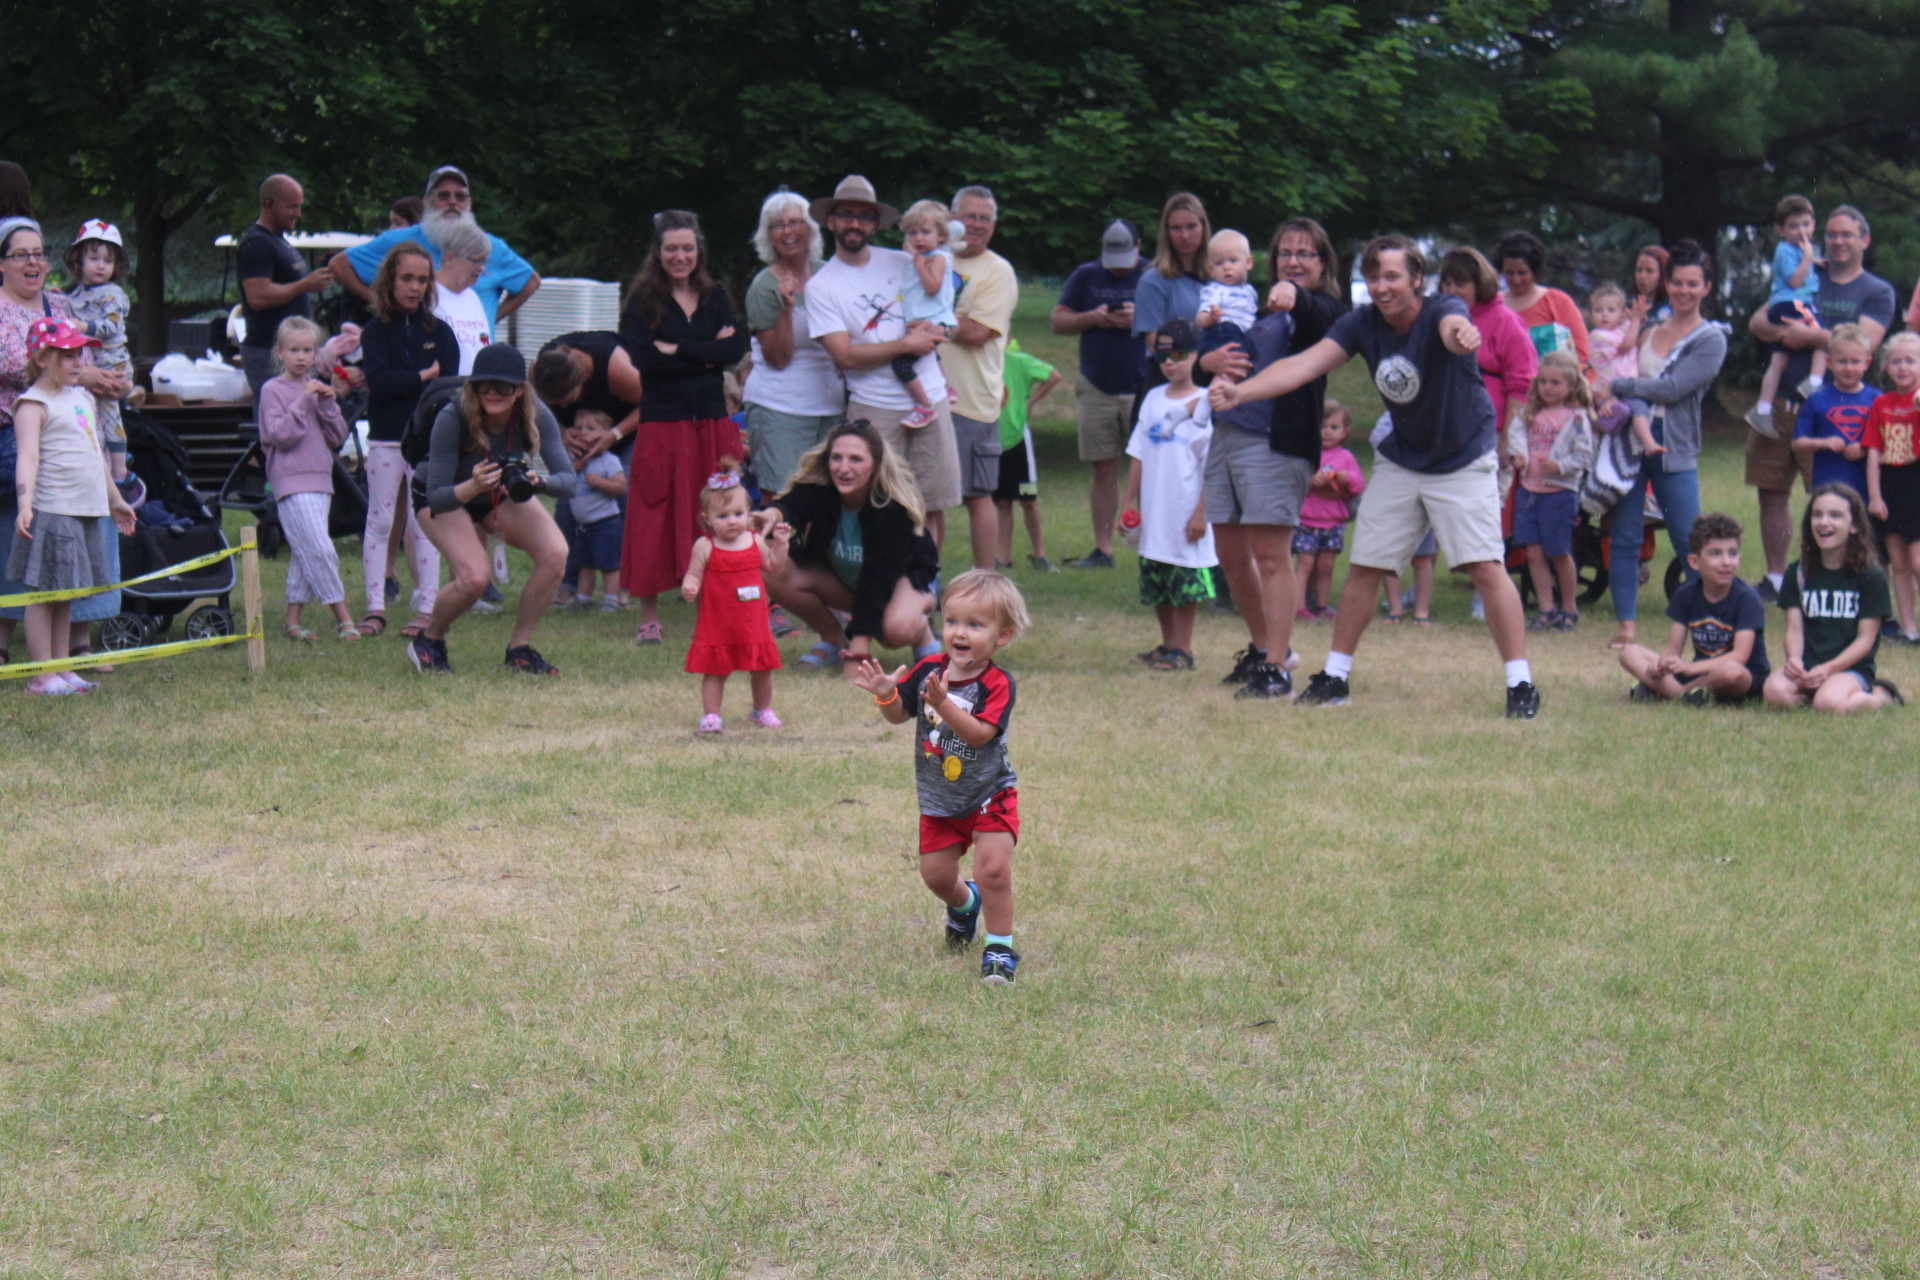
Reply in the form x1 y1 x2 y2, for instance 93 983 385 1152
1609 321 1729 474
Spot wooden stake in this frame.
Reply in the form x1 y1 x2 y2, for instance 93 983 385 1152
240 524 265 676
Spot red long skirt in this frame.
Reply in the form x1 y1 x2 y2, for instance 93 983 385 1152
620 417 745 597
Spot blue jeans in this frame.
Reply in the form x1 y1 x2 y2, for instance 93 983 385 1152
1609 457 1700 622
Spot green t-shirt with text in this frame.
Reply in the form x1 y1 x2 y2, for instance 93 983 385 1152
1781 559 1891 683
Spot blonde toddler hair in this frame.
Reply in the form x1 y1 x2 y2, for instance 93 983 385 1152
941 569 1030 639
271 316 326 374
1525 350 1593 420
1827 323 1870 357
901 200 951 235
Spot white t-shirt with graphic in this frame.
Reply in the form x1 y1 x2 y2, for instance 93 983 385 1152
1125 384 1217 569
432 285 493 375
805 247 946 412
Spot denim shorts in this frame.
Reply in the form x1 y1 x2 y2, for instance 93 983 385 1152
566 513 623 575
1512 487 1578 559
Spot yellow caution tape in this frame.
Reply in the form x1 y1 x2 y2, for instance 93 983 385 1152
0 542 244 608
0 623 259 681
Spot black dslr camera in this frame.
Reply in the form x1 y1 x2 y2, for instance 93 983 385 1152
493 453 539 503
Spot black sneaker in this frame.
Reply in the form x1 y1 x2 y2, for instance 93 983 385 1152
1680 687 1707 708
1066 548 1115 569
1295 671 1351 707
504 644 559 675
945 880 980 950
471 582 505 615
1628 683 1661 703
1876 678 1904 706
407 635 452 674
1756 577 1779 606
981 943 1020 986
384 575 400 603
1505 681 1541 719
1220 645 1268 686
1233 663 1292 700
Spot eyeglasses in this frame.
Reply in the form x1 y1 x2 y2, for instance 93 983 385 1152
831 209 879 226
3 249 48 263
1273 249 1320 262
473 381 517 396
430 188 472 204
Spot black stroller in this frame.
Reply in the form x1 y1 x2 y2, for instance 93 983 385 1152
97 411 239 650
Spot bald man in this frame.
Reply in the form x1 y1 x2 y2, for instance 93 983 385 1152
237 173 333 399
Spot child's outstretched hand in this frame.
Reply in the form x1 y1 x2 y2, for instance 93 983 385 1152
848 656 907 700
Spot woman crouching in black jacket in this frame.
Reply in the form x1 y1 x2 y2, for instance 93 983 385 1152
757 419 942 673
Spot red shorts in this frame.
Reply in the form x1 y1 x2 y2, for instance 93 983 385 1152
919 787 1020 854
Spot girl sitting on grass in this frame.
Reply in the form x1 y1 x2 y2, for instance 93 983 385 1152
1763 483 1902 712
258 317 358 642
682 460 782 733
8 318 136 695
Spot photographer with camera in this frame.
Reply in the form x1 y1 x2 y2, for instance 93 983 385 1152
408 345 576 675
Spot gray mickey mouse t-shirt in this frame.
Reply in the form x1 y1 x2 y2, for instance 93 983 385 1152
1327 293 1496 474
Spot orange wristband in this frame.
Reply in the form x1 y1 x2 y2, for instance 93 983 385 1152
874 690 899 707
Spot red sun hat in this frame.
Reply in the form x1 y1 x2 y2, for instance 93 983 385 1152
28 317 102 353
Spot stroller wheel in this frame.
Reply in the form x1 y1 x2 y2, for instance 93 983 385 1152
1662 557 1685 602
184 606 236 641
99 613 148 652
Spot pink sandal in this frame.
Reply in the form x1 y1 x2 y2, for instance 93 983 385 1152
632 621 664 645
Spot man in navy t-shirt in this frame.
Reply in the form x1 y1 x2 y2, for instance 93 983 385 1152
1210 236 1539 718
1745 205 1897 597
1052 219 1147 563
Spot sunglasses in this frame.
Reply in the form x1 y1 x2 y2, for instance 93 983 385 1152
473 380 518 396
1154 347 1194 362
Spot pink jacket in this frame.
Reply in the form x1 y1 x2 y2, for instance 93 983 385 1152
258 374 350 498
1300 445 1366 529
1471 298 1537 427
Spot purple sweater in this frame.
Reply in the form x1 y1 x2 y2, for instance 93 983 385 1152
259 374 350 498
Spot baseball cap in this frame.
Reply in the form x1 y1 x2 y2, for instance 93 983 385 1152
1152 317 1197 354
1100 218 1140 270
28 317 101 353
425 165 470 195
470 343 526 386
73 219 124 249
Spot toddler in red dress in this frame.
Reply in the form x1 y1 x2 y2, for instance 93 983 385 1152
682 462 783 733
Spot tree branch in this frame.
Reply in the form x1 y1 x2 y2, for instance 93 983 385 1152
1530 177 1662 223
161 187 220 239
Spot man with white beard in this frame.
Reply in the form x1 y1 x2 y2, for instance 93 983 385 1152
329 165 541 329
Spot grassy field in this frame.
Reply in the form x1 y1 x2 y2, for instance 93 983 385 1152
3 296 1919 1279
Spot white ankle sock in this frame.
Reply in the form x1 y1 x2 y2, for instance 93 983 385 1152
1505 659 1533 688
1325 651 1353 680
1766 572 1784 591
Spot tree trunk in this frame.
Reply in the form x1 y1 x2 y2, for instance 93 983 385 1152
129 187 216 358
132 203 171 359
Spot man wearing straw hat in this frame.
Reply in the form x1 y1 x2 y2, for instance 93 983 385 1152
804 175 962 545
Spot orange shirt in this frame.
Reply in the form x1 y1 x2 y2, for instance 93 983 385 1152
1862 392 1920 467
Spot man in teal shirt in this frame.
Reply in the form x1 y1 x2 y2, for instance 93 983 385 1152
328 165 541 329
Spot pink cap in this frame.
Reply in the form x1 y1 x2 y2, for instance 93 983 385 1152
27 317 101 353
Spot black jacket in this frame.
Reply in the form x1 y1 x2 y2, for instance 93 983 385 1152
771 482 939 640
361 309 460 443
619 286 748 422
1268 288 1350 467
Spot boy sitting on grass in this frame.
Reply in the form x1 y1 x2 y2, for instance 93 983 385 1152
1619 512 1770 705
849 569 1031 987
